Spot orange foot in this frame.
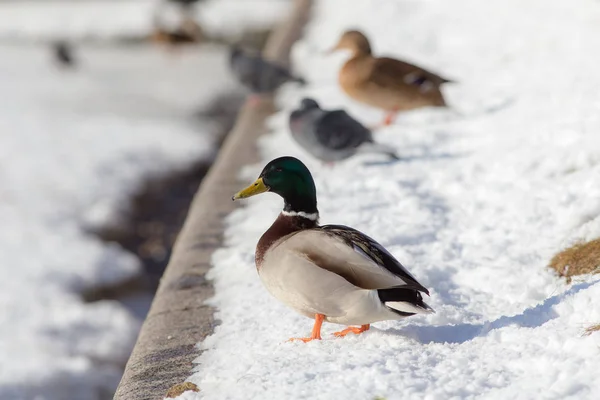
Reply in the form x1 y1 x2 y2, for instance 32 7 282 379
287 313 325 343
383 110 398 126
333 324 370 337
287 335 321 343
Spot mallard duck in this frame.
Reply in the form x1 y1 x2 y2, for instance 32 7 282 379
330 30 451 126
289 98 398 162
232 156 433 342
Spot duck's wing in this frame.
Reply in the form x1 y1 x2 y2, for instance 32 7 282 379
321 225 429 293
370 57 450 92
280 226 429 294
315 110 371 150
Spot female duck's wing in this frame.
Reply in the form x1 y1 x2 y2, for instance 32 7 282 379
369 57 449 93
277 226 429 294
320 225 429 294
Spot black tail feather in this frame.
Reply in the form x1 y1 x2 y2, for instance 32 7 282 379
378 286 432 316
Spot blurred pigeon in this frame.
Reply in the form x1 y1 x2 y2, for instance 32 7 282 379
289 98 399 162
52 40 76 68
229 46 305 99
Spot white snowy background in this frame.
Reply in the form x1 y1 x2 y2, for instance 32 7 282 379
0 0 290 42
182 0 600 399
0 0 291 398
0 42 234 400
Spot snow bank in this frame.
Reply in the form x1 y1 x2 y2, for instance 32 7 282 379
184 0 600 398
0 44 235 399
0 0 291 43
0 0 157 42
197 0 291 39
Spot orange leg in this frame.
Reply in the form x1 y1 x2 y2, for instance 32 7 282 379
333 324 370 338
288 313 325 343
383 111 398 126
247 94 263 107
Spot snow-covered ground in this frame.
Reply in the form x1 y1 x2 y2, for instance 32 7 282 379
198 0 292 38
183 0 600 399
0 42 237 399
0 1 292 399
0 0 157 42
0 0 291 42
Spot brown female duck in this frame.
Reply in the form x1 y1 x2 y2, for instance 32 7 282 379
331 30 451 126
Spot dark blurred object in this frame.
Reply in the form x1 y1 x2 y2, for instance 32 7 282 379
229 46 305 99
151 20 203 46
167 0 204 6
162 0 206 16
52 40 76 68
151 1 204 46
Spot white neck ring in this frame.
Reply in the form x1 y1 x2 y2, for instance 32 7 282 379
281 210 319 221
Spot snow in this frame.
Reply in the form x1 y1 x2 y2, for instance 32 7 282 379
0 1 157 42
197 0 292 39
0 0 291 43
183 0 600 398
0 42 236 399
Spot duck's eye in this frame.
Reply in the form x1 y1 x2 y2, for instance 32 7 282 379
275 167 283 172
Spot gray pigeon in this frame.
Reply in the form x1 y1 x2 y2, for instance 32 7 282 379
229 46 305 95
289 98 399 162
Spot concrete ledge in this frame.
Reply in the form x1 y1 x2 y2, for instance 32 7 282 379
114 1 312 399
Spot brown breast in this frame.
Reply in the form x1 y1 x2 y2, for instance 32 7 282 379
255 213 318 268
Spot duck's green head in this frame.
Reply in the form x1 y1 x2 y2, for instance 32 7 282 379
232 156 318 215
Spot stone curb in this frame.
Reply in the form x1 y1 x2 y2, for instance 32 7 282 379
114 1 312 399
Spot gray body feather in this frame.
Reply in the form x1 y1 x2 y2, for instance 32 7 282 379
229 47 305 94
289 98 398 162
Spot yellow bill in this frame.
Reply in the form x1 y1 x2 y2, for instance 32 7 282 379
232 177 269 200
